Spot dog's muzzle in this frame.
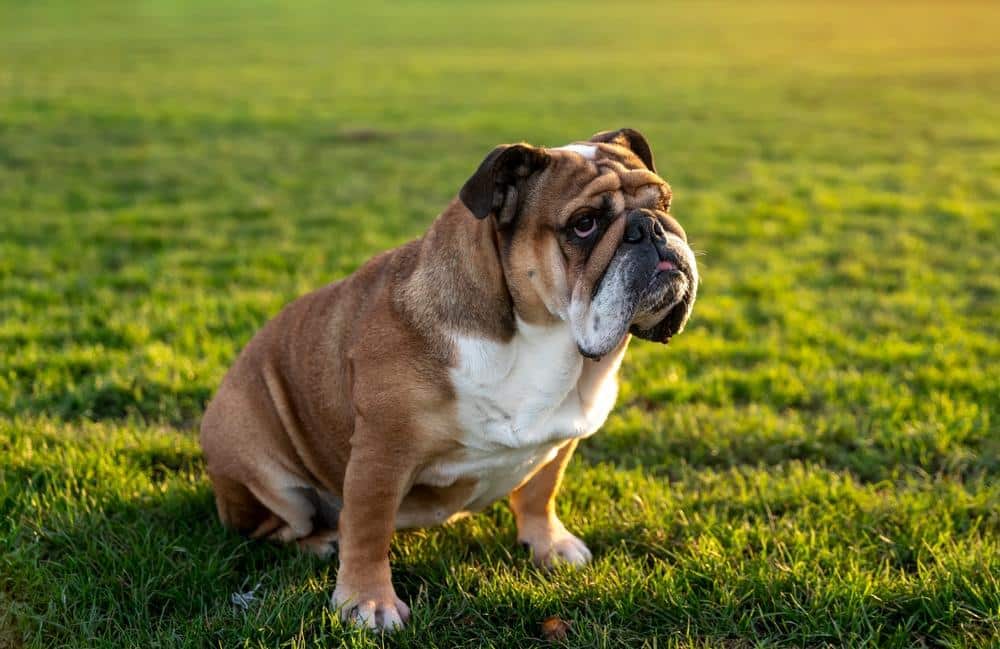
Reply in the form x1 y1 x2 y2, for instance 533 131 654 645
623 208 698 344
572 208 697 358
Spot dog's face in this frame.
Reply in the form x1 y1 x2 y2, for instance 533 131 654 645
460 128 698 357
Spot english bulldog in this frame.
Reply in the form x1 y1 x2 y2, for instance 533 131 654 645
200 128 698 631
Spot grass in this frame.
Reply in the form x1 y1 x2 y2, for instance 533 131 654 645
1 1 998 646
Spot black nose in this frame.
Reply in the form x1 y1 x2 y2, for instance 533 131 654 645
623 209 687 244
623 209 669 244
623 220 644 244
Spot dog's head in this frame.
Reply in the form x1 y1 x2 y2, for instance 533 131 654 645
460 128 698 358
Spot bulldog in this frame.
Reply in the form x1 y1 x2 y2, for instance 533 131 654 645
200 128 698 631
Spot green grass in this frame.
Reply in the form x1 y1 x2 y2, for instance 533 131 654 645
2 1 999 647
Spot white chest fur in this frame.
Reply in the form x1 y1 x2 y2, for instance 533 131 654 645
417 319 624 513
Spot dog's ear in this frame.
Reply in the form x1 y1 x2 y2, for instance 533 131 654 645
630 282 697 344
590 128 656 173
460 143 550 228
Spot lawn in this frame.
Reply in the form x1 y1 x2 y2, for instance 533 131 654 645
1 1 998 647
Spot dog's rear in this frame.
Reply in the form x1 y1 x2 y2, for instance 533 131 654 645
199 253 396 554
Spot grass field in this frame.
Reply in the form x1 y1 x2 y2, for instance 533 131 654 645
2 1 999 647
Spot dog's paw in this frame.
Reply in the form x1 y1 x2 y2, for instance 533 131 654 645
518 518 593 569
331 583 410 632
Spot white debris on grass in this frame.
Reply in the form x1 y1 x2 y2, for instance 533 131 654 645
230 582 262 611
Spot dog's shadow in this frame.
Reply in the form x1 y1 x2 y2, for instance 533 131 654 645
11 425 890 645
12 448 671 645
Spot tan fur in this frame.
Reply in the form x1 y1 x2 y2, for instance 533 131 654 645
200 130 688 631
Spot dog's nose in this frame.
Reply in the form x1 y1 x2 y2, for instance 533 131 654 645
623 209 667 244
623 208 687 244
623 219 645 244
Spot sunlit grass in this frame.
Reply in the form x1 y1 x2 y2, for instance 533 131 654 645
1 1 998 647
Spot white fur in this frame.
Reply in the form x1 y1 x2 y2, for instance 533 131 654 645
569 258 634 358
417 318 621 513
553 143 598 159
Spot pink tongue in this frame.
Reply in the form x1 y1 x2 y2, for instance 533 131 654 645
657 260 676 271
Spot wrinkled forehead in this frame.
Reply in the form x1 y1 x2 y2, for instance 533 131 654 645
545 142 671 215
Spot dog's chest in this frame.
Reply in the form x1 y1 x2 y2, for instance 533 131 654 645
417 321 621 512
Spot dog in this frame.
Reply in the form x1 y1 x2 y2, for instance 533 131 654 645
200 128 698 631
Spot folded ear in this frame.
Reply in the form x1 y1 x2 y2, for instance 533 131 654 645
459 143 550 228
589 128 656 173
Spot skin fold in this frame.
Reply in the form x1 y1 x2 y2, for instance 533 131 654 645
200 128 698 631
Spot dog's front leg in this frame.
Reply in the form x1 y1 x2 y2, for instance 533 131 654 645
509 439 592 569
331 427 412 632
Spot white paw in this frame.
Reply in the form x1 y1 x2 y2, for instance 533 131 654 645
331 584 410 632
548 531 593 566
519 519 593 569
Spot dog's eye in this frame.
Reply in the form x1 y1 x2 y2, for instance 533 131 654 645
572 213 598 238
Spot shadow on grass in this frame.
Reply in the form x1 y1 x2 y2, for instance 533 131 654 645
9 484 329 646
12 379 212 429
6 454 998 647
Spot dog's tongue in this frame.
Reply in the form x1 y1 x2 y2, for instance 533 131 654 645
657 260 676 271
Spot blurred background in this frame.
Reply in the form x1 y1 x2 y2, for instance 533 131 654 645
1 2 997 647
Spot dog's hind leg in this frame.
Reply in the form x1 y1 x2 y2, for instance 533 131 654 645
237 470 319 543
213 469 340 558
295 528 340 559
289 486 342 559
209 472 271 535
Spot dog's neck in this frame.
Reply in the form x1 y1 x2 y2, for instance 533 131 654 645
396 199 517 346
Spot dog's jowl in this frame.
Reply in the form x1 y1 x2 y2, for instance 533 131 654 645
200 128 698 631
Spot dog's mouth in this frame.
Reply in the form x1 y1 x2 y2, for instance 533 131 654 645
629 251 697 345
632 250 692 323
571 242 698 358
648 247 687 289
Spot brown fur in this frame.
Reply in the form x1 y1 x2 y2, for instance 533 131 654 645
200 129 685 631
